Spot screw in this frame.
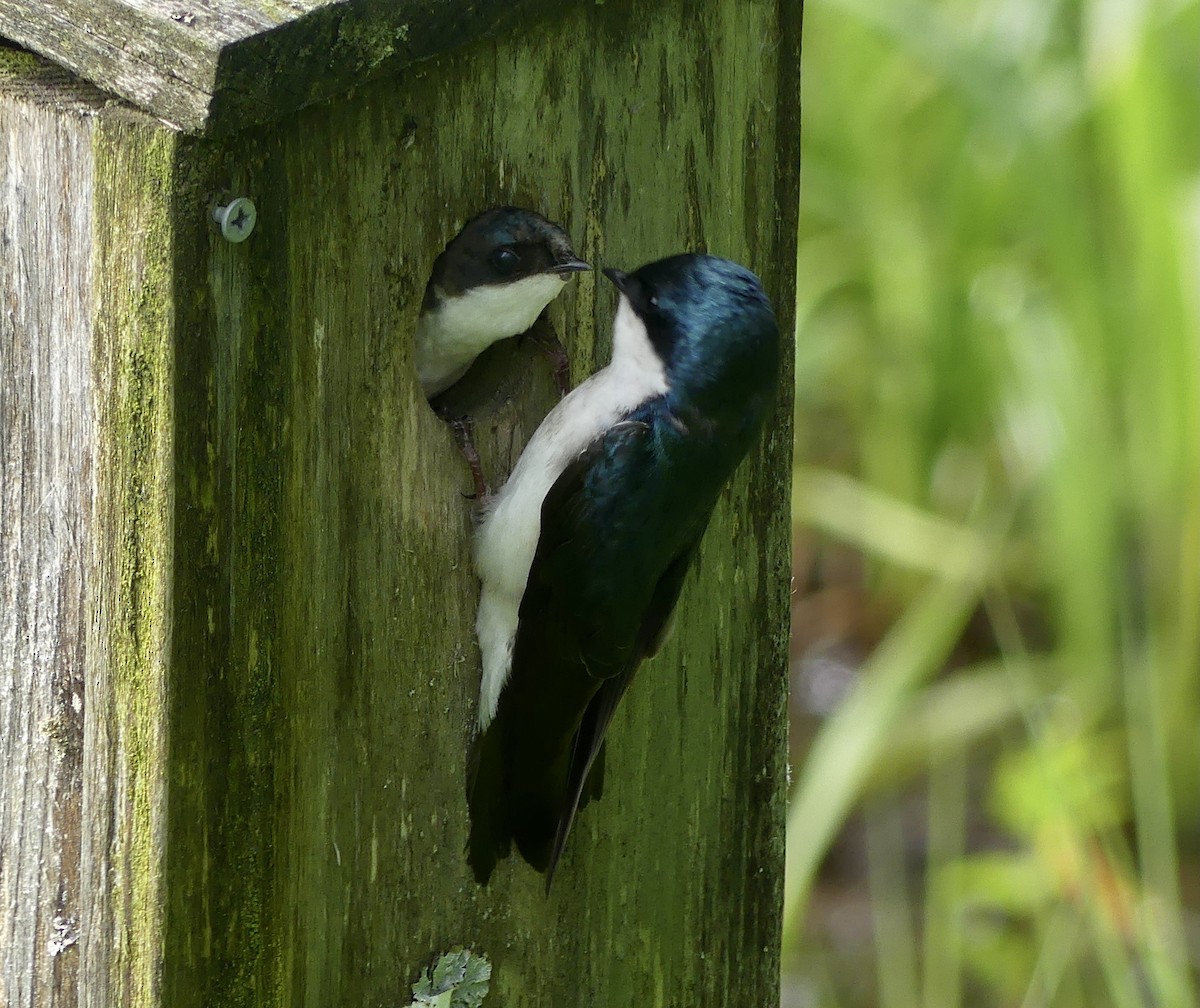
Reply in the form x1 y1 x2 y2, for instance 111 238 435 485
212 197 256 243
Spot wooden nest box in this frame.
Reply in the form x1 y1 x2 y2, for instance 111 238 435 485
0 2 800 1005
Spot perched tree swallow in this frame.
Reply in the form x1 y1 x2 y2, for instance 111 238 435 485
467 253 780 888
415 207 589 398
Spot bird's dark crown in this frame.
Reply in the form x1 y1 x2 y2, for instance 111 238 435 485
606 254 779 415
426 207 587 304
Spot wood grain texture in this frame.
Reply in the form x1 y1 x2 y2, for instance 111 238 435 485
2 0 800 1001
0 56 96 1008
0 0 582 135
1 50 173 1008
164 3 799 1004
86 114 176 1008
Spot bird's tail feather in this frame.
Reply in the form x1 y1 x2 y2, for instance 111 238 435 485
466 725 510 884
544 667 636 889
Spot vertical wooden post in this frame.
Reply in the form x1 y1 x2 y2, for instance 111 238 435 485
1 52 175 1007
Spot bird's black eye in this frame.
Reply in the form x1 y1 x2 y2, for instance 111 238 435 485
490 246 521 274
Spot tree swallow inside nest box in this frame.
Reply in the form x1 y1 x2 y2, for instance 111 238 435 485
467 253 780 889
415 207 589 398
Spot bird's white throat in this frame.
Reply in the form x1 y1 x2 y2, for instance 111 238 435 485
473 293 668 728
416 274 569 396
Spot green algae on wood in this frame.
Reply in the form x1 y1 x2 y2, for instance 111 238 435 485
2 0 801 1003
90 117 178 1008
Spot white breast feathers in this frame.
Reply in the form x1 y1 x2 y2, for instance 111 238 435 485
416 274 569 396
473 295 668 728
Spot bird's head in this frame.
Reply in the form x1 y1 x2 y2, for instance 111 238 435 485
427 207 589 303
602 254 779 421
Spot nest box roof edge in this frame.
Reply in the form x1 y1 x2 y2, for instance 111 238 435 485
0 0 560 135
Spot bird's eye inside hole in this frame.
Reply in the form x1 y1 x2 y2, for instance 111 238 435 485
490 246 521 274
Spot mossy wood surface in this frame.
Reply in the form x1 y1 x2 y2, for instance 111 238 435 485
1 49 173 1008
1 0 800 1003
0 0 580 135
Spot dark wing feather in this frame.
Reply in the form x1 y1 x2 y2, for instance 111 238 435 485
468 422 655 881
465 715 509 883
542 535 704 887
531 417 728 885
543 668 634 889
635 535 704 659
469 414 723 886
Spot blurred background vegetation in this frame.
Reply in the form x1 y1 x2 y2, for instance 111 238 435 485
783 0 1200 1005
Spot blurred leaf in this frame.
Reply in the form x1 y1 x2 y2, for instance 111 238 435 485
991 730 1129 839
783 536 996 950
793 466 991 575
942 850 1049 916
790 0 1200 1001
866 661 1039 788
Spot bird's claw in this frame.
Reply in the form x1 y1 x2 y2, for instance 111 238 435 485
525 329 573 398
449 416 491 501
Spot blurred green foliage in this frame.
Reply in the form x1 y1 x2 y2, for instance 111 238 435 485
785 0 1200 1004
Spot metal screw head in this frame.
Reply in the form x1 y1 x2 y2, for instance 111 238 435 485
212 197 257 243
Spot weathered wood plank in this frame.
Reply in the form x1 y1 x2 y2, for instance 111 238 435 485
159 1 797 1004
0 0 258 130
1 48 174 1008
0 0 583 135
3 0 800 1001
0 56 97 1008
85 114 176 1008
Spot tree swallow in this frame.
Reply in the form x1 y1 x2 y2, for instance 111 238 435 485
467 253 780 888
415 207 589 398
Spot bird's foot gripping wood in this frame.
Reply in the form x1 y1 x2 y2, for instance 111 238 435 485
524 327 572 397
448 415 490 501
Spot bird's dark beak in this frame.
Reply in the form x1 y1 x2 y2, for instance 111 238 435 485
552 257 591 274
602 267 629 292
